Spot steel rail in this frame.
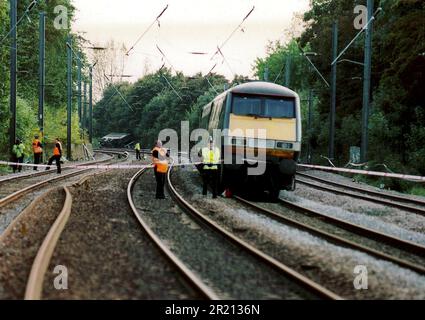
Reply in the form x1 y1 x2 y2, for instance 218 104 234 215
25 186 73 300
277 197 425 257
297 177 425 216
127 168 220 300
297 172 425 209
0 153 114 184
24 162 123 300
234 196 425 275
167 165 343 300
0 153 125 209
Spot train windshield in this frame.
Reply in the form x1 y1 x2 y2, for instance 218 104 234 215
232 96 295 119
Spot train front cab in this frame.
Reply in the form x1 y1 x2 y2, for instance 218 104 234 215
220 82 302 199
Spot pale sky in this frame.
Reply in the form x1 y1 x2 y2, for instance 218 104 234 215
72 0 310 81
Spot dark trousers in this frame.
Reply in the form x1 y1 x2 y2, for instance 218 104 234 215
13 157 24 173
202 169 218 198
154 170 166 199
136 150 141 160
47 155 61 173
34 153 42 170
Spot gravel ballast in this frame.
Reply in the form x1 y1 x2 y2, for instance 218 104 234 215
172 165 425 299
0 188 65 299
133 169 319 300
42 169 201 300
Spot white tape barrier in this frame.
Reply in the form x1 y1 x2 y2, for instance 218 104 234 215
298 164 425 182
0 160 202 171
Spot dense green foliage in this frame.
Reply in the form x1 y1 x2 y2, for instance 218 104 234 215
254 0 424 180
93 69 233 148
0 0 86 162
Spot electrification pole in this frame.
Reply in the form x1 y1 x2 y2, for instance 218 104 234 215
329 21 338 160
89 66 93 143
9 0 17 153
38 12 46 139
66 35 72 160
77 53 82 125
83 81 87 135
361 0 374 163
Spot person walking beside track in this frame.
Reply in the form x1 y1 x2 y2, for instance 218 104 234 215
200 137 221 199
46 138 62 174
12 139 25 173
151 140 169 199
135 142 142 160
32 135 43 171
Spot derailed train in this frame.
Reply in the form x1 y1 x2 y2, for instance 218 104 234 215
199 81 302 199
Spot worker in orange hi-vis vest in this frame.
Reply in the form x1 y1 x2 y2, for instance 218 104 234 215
46 138 62 174
151 140 169 199
32 135 43 171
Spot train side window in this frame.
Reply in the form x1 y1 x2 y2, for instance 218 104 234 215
209 96 225 131
201 103 212 129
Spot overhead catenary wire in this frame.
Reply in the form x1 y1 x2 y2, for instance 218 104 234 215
126 4 169 56
156 44 178 74
0 0 39 45
159 72 183 101
216 47 236 77
211 6 255 60
104 74 135 111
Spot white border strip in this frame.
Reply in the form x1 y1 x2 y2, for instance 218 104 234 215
298 164 425 182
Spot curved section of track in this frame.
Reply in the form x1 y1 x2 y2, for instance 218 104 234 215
24 187 73 300
297 172 425 216
167 163 343 300
234 196 425 275
277 196 425 258
127 168 220 300
0 152 125 209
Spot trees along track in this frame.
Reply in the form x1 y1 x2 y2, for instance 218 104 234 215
0 151 127 209
296 172 425 216
164 162 343 300
233 196 425 275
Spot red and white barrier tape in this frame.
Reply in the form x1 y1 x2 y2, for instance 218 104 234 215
298 164 425 182
0 160 202 171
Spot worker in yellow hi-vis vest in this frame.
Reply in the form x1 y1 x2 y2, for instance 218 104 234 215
200 137 221 199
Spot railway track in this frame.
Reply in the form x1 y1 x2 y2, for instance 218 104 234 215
18 153 130 300
0 151 115 184
0 152 125 209
164 162 343 300
234 196 425 275
22 167 123 300
128 169 219 300
296 172 425 216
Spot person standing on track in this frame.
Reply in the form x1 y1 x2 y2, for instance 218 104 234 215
32 135 43 171
46 138 62 174
12 139 25 173
200 137 221 199
135 142 142 160
151 140 169 199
